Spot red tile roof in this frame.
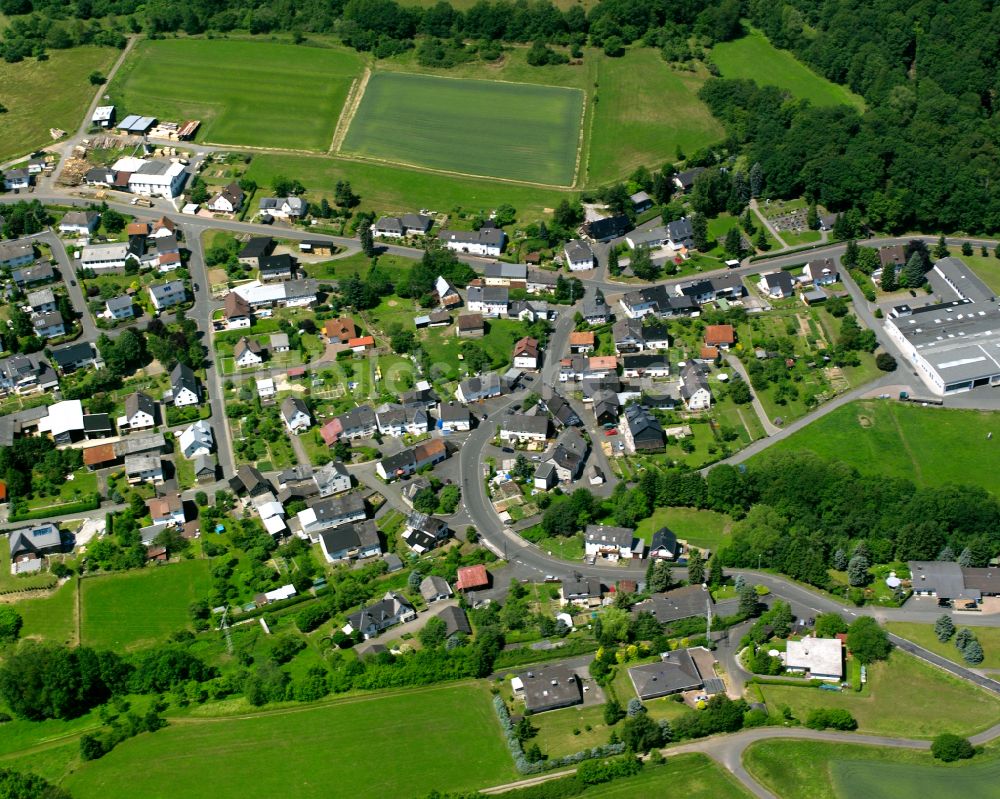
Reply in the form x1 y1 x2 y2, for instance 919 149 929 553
456 564 489 591
704 324 735 346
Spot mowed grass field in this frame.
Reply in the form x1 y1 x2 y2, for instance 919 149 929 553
712 29 864 109
80 560 212 650
64 683 517 799
110 39 363 150
886 622 1000 670
745 740 1000 799
756 651 1000 739
587 49 723 185
634 507 732 551
0 46 117 162
245 152 573 223
576 754 752 798
762 400 1000 495
342 72 583 185
14 579 77 646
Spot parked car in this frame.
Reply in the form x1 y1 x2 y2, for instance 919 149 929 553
605 429 617 436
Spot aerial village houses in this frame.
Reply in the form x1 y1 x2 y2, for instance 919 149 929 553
438 227 506 257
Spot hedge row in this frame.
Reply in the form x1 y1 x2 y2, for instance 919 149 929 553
8 494 100 522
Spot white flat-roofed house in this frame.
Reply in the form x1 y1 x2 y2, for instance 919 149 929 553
784 637 843 682
564 239 595 271
127 160 188 199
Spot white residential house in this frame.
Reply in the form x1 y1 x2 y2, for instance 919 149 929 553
259 197 307 219
803 259 839 286
680 364 712 411
234 337 264 368
82 242 131 273
467 285 508 316
3 169 31 191
784 637 843 682
105 295 134 320
437 401 471 432
313 461 352 497
256 377 276 400
437 227 506 257
281 397 312 434
757 271 795 299
124 454 164 485
564 239 595 271
169 363 201 407
59 211 100 237
147 494 186 527
178 419 214 459
512 336 540 370
584 525 635 562
207 182 244 214
32 312 66 340
27 288 57 314
123 392 156 430
223 293 253 329
149 281 186 312
499 414 549 444
127 160 188 199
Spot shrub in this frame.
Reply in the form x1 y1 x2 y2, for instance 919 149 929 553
805 708 857 731
931 733 974 762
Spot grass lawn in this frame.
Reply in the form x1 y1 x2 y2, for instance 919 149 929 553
782 230 823 246
886 622 1000 670
712 29 864 110
343 71 583 186
744 740 1000 799
25 469 98 511
63 683 516 799
110 39 363 150
576 753 753 798
587 49 723 185
308 251 415 283
634 507 733 551
0 46 118 162
245 151 572 226
757 651 1000 738
80 560 212 651
761 400 1000 495
14 580 77 645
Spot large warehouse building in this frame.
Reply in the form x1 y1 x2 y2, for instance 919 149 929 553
885 256 1000 395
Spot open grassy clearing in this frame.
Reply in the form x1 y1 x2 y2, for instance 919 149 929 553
756 651 1000 738
712 29 864 110
343 71 582 185
885 622 1000 670
744 740 1000 799
634 507 732 551
63 683 516 799
0 46 117 162
761 400 1000 495
80 560 212 651
587 49 723 185
110 39 363 150
11 579 77 645
245 151 571 225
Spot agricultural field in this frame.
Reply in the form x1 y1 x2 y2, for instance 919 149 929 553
587 49 724 185
0 46 118 162
341 72 583 185
745 740 1000 799
762 400 1000 495
63 683 516 799
79 560 212 650
755 651 1000 739
110 39 364 150
711 29 865 110
634 507 732 552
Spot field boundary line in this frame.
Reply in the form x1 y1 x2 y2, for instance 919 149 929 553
330 66 371 154
375 65 587 95
570 90 588 189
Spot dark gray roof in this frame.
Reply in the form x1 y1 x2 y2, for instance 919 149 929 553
632 585 711 624
629 651 703 699
239 237 273 259
170 362 199 396
51 342 94 367
437 605 471 637
125 391 155 420
517 664 582 712
105 295 133 312
650 526 678 554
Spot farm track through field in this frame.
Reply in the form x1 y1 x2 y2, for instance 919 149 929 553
330 67 372 154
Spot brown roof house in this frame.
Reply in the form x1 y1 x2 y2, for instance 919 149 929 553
457 314 485 338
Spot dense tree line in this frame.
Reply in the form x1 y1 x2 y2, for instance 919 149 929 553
0 0 743 63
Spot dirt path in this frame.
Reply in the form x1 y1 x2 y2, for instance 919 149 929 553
329 67 372 154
